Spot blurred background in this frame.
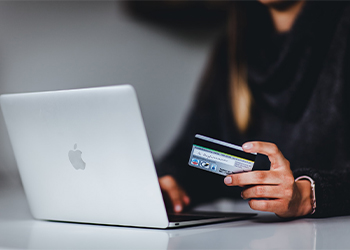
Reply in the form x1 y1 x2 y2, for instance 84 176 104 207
0 1 229 186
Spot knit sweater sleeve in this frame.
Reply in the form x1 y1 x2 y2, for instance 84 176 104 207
293 168 350 217
293 26 350 218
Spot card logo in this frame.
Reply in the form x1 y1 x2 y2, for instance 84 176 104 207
200 161 210 169
189 135 256 176
68 144 86 170
191 158 199 166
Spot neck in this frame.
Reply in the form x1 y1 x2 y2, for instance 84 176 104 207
267 1 306 33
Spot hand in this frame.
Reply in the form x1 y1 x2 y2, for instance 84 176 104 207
224 141 312 218
159 175 190 213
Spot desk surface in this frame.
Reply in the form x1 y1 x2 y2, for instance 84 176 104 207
0 183 349 250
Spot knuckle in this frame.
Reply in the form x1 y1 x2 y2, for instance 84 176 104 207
260 201 269 211
161 177 183 195
159 175 174 187
255 186 265 196
255 172 265 182
270 144 279 155
232 174 240 185
254 142 262 150
284 175 295 186
285 159 290 167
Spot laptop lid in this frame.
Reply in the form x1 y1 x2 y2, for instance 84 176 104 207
1 85 256 229
1 85 170 228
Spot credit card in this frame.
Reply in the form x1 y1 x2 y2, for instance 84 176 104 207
188 134 257 176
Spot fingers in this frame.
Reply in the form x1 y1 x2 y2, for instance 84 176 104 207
248 199 296 217
159 175 190 213
224 170 282 186
241 185 288 199
242 141 289 169
244 183 309 218
248 199 286 214
168 189 190 212
222 141 304 217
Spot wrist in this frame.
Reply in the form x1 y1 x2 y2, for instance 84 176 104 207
295 179 314 216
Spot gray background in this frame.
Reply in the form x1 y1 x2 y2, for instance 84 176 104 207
0 1 222 184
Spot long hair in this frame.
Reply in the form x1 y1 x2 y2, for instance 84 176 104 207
228 2 252 133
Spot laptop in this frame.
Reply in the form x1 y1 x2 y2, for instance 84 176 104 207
0 85 256 228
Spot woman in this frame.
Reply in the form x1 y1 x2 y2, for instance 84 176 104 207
157 0 350 218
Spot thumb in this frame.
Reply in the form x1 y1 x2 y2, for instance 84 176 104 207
242 141 288 170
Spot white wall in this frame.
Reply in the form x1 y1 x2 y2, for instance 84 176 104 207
0 1 221 184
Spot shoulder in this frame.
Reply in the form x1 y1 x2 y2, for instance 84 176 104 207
324 3 350 71
334 3 350 40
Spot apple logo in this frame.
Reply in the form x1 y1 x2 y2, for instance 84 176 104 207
68 143 86 170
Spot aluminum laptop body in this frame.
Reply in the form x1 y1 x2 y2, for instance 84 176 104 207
0 85 255 228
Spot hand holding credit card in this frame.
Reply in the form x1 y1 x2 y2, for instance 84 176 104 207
188 134 257 176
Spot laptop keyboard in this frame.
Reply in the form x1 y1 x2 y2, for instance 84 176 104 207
168 211 242 222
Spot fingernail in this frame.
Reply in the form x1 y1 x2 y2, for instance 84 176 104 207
224 176 232 184
174 205 182 212
243 143 253 150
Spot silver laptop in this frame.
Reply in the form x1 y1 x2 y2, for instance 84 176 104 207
0 85 255 228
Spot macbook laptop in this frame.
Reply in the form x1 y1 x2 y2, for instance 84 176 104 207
0 85 256 228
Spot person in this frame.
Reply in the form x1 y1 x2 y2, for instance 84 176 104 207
156 0 350 218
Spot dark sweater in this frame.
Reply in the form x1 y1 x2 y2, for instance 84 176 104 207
156 1 350 218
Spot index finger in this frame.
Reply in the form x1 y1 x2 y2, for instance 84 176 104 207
242 141 288 169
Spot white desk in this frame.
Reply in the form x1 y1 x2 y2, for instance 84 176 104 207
0 182 349 249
